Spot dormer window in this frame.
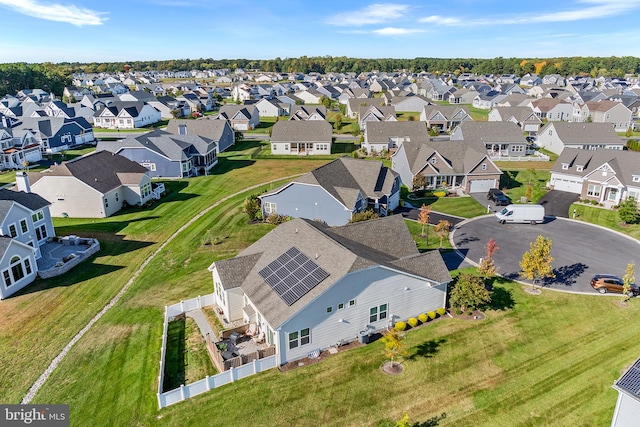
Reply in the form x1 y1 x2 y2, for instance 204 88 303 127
576 166 583 172
633 176 640 183
562 164 569 170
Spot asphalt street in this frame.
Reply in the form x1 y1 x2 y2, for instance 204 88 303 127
452 216 640 294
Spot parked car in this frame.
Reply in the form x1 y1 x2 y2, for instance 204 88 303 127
487 188 510 206
590 274 638 296
495 204 546 224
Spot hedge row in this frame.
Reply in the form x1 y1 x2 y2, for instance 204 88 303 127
394 307 447 331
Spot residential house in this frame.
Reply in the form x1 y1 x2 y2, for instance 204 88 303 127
252 98 285 118
14 117 95 154
358 105 397 132
165 118 235 153
18 151 154 218
451 121 529 158
0 127 42 169
392 137 503 193
338 87 371 105
549 148 640 209
270 121 332 155
496 93 534 107
290 105 327 121
97 129 218 178
421 105 473 133
0 187 54 299
576 100 632 131
611 356 640 427
390 95 431 113
146 96 190 119
258 157 401 226
363 121 429 156
520 74 542 87
207 215 451 366
346 98 384 119
449 88 479 105
93 101 161 129
473 91 508 110
536 122 624 155
488 107 542 136
215 105 259 131
529 98 574 122
294 89 325 105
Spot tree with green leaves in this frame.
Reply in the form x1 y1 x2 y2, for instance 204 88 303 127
243 196 261 221
618 198 639 224
478 237 500 282
333 114 342 132
520 235 555 289
448 272 491 312
435 219 452 248
622 262 635 302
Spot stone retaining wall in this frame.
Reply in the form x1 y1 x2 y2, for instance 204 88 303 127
37 239 101 279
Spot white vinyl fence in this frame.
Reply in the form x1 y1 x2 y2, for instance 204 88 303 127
157 294 277 409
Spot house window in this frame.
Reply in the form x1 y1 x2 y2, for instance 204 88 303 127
349 299 356 307
20 219 28 234
587 184 601 197
141 183 151 198
338 303 345 310
104 198 109 208
431 158 437 164
24 258 32 275
576 166 583 172
481 164 488 171
511 145 524 153
633 176 640 183
31 211 44 222
10 256 25 282
369 303 388 323
288 328 310 349
326 306 333 314
115 192 119 202
2 269 11 287
8 224 17 238
264 202 277 214
548 130 553 136
35 224 47 241
562 164 569 170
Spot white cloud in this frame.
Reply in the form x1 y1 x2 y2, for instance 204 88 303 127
372 27 425 35
0 0 107 26
418 15 461 25
419 0 640 27
326 3 410 26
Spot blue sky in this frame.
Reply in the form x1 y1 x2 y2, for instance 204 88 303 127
1 0 640 63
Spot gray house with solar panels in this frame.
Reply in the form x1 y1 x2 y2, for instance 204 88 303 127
208 215 451 366
611 357 640 426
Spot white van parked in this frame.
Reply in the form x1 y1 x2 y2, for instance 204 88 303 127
495 204 545 224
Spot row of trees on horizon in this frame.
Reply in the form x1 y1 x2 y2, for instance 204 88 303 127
2 55 640 97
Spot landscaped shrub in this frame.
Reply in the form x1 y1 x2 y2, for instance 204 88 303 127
394 321 407 331
436 307 446 316
427 311 436 320
418 313 428 323
433 191 447 198
591 200 599 205
407 317 419 328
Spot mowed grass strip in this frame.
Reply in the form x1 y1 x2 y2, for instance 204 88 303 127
0 158 327 404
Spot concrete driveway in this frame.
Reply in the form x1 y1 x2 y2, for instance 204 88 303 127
451 216 640 294
537 190 580 218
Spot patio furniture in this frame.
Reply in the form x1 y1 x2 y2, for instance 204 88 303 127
229 332 240 346
253 331 265 344
246 323 257 337
222 350 238 360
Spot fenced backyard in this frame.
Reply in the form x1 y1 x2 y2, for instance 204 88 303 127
157 294 277 409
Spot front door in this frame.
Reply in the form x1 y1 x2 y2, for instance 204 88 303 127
607 188 618 202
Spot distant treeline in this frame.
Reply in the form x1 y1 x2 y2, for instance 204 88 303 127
2 56 640 96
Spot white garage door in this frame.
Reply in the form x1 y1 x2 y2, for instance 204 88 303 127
552 177 582 193
469 179 496 193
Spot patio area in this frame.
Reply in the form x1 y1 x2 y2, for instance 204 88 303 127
36 236 100 278
207 324 275 372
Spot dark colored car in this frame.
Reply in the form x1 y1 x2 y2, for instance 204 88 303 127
487 188 510 206
590 274 639 296
526 136 536 143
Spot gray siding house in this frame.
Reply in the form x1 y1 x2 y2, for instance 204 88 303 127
208 215 451 366
611 357 640 427
270 121 332 155
451 121 529 158
165 118 235 153
258 157 401 226
536 122 625 155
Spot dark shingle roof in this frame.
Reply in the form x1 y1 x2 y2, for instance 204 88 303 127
0 189 50 210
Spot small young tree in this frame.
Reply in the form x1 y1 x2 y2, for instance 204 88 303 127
435 219 452 248
618 198 640 224
412 175 427 192
333 114 342 132
243 196 261 221
478 237 500 282
622 262 636 302
519 235 555 289
418 204 431 237
380 327 406 364
448 272 491 312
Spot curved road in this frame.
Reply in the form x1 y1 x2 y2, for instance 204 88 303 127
452 215 640 294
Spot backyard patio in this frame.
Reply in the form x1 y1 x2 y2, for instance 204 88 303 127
36 236 100 278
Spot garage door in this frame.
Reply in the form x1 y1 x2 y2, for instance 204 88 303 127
469 179 496 193
552 177 582 193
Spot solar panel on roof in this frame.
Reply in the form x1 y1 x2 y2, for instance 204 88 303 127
258 246 330 306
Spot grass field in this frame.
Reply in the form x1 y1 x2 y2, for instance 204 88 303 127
571 203 640 241
404 195 487 218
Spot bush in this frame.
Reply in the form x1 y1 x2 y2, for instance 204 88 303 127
436 307 446 316
433 191 447 198
590 200 599 205
407 317 419 328
394 321 407 331
418 313 428 323
266 213 289 225
427 311 436 320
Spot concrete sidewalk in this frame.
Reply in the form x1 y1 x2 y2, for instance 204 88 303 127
186 309 218 342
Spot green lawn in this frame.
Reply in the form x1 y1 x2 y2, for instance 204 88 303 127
571 203 640 241
404 219 453 250
404 194 487 218
467 106 489 121
500 170 551 203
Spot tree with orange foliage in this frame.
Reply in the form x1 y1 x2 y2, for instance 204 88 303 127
418 204 431 238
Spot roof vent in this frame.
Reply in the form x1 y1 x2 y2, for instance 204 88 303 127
315 253 319 260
